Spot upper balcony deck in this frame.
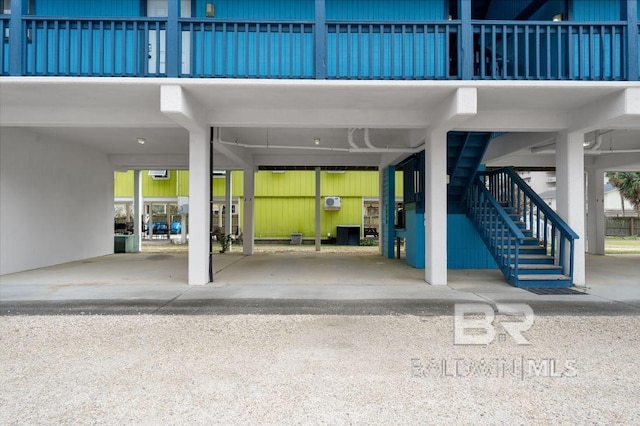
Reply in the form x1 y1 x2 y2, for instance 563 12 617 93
1 0 638 81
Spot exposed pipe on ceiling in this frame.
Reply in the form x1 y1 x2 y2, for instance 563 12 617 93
531 130 638 155
217 131 421 153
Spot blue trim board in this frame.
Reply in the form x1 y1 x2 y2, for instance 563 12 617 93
382 166 395 259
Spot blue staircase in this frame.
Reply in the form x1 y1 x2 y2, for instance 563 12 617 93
466 168 579 288
447 132 494 213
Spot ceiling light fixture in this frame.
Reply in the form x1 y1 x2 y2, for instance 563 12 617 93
137 138 146 145
314 138 321 145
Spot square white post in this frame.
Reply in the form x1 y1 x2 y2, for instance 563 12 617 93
586 167 605 255
224 170 232 242
425 128 448 285
188 130 211 285
555 131 585 286
133 169 143 252
243 169 255 255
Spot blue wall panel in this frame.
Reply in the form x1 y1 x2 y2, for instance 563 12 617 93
381 166 395 259
571 0 620 21
34 0 141 17
448 214 497 269
326 0 446 21
404 206 425 268
193 0 314 20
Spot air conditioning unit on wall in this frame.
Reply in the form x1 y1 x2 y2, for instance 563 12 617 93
324 196 341 210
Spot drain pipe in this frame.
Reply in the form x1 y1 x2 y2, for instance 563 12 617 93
363 128 377 149
347 128 360 149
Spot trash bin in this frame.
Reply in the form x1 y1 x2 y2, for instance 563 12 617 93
290 233 303 245
114 235 138 253
336 225 360 246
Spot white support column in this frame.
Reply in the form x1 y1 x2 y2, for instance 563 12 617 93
133 169 143 252
188 130 211 285
315 167 321 251
378 168 384 256
243 169 255 255
424 128 448 285
224 170 232 242
556 131 586 286
586 167 606 255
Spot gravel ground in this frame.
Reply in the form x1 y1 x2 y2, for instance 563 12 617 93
1 315 639 425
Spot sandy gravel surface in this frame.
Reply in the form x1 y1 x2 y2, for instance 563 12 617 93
1 315 638 425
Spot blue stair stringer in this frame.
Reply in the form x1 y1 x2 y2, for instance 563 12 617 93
465 168 579 288
447 132 495 213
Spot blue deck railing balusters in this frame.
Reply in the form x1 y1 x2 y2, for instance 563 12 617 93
6 14 637 80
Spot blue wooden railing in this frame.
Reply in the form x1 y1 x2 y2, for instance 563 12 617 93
482 167 579 279
3 15 639 80
326 21 459 79
0 16 8 75
473 21 627 80
23 17 166 76
180 19 314 78
467 176 524 284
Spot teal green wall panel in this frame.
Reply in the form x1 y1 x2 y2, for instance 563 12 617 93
326 0 447 21
571 0 620 21
34 0 141 16
193 0 314 19
404 206 424 268
447 214 497 269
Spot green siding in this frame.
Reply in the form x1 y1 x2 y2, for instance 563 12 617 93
256 171 314 197
254 195 363 238
114 171 134 197
115 169 404 238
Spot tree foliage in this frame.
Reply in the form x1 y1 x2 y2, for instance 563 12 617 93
607 172 640 212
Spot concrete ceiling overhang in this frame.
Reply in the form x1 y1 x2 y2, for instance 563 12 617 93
1 77 639 170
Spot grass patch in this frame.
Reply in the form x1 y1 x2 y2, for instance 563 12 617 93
605 236 640 254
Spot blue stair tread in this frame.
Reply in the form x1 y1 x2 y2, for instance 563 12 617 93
504 254 553 261
514 264 562 270
518 274 571 281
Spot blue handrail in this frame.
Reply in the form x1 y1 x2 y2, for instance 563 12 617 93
467 176 525 283
482 167 578 278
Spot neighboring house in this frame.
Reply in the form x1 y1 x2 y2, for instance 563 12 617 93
114 170 404 239
2 0 640 288
604 182 637 216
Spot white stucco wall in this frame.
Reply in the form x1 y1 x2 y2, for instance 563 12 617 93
0 128 113 275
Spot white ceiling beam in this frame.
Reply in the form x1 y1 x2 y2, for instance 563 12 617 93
253 153 381 167
429 87 477 132
109 154 189 170
570 88 640 133
486 154 557 168
207 108 429 128
0 106 173 128
212 140 254 170
160 85 207 134
590 152 640 171
483 132 557 162
457 110 568 132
